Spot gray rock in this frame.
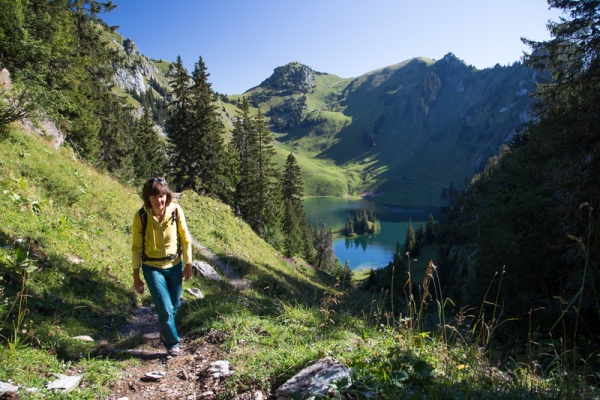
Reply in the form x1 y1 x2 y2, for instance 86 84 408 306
275 357 350 399
207 360 232 378
72 335 94 342
186 288 204 299
0 381 19 393
192 261 222 281
46 374 81 392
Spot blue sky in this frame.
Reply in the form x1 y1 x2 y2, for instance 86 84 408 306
102 0 563 95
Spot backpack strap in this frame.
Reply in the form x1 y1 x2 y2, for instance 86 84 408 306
139 207 148 262
171 207 182 255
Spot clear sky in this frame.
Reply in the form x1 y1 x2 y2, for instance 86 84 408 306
102 0 563 95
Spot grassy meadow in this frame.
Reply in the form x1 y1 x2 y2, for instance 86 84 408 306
0 126 597 398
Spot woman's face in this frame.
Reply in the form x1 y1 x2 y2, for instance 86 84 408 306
149 194 167 214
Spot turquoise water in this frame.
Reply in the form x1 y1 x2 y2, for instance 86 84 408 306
303 197 440 270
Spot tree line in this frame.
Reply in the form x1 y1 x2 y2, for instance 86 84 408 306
434 0 600 348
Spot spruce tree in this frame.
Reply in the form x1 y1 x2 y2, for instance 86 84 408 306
416 222 425 242
187 56 226 196
164 56 194 190
425 213 435 244
282 153 308 257
315 224 336 272
134 106 165 181
231 97 256 220
404 218 416 255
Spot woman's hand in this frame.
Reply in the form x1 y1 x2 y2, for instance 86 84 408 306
133 268 145 294
183 263 193 281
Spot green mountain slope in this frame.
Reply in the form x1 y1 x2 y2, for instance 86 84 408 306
245 55 538 204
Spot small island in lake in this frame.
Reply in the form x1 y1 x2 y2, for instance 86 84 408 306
344 207 381 236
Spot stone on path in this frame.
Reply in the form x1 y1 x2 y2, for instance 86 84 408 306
0 381 19 393
192 261 222 281
275 357 350 399
46 374 82 392
207 360 232 378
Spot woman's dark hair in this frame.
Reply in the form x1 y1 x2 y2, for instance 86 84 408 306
142 178 173 209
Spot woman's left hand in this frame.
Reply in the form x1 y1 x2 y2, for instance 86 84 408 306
183 263 193 281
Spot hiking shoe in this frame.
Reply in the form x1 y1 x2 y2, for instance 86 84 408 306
167 346 180 357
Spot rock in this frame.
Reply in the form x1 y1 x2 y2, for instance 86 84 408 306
186 288 204 299
199 391 214 399
18 118 65 149
275 357 350 399
207 360 232 378
0 381 19 393
72 335 94 342
192 261 222 281
46 374 81 392
254 391 264 400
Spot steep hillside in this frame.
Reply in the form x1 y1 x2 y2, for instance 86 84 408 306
246 55 538 204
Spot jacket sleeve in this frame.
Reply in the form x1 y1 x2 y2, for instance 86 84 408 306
177 205 193 265
131 211 143 270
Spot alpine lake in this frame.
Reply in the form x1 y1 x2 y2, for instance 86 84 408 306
303 197 441 271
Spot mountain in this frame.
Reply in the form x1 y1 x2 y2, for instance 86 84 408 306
106 37 538 206
242 55 538 205
106 31 172 125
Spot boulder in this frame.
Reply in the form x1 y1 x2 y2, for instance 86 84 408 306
192 261 222 281
275 357 350 399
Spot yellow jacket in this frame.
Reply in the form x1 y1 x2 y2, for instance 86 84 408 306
131 201 192 270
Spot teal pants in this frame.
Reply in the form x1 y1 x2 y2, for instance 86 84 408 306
142 262 182 350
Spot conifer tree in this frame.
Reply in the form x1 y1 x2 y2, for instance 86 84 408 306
416 222 425 242
345 213 355 236
186 56 226 196
282 153 309 257
425 213 436 244
252 109 283 233
165 56 193 190
231 97 256 219
134 106 165 181
404 218 416 255
315 223 335 272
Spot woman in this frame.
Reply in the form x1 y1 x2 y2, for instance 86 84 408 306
132 177 193 356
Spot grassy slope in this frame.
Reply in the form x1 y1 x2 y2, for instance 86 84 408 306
0 126 332 397
0 127 593 398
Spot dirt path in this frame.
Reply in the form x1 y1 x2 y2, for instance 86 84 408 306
106 241 258 399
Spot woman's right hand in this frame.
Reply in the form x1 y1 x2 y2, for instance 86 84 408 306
134 278 145 294
133 268 145 294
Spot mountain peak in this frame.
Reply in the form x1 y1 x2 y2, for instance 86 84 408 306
259 62 317 94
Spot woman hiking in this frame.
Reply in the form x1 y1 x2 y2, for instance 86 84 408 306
132 177 193 357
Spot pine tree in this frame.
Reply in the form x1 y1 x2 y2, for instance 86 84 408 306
231 97 256 220
282 153 308 257
416 222 425 242
253 108 283 233
404 218 416 256
134 106 165 181
187 56 226 196
315 223 335 272
165 56 193 190
345 213 355 236
425 213 436 244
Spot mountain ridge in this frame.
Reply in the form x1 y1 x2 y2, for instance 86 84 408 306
111 36 536 204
